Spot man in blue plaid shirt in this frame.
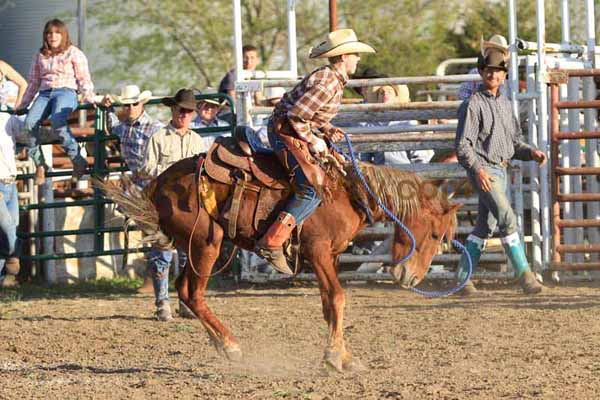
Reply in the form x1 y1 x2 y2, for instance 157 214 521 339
102 85 163 188
101 85 167 295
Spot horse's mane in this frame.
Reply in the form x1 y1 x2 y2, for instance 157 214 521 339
343 162 423 222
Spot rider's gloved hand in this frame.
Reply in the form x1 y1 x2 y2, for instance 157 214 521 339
309 136 327 154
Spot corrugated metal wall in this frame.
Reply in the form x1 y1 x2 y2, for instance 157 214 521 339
0 0 77 77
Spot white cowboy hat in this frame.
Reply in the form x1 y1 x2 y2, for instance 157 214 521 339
481 34 509 56
197 87 223 106
309 29 376 59
263 86 286 101
115 84 152 105
365 84 410 104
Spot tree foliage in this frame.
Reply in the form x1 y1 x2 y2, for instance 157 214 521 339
88 0 600 94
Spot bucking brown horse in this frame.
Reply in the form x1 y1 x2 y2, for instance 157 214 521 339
98 138 460 372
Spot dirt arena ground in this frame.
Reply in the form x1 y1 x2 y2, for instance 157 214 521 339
1 279 600 399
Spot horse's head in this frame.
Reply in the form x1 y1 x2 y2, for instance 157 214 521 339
389 182 461 289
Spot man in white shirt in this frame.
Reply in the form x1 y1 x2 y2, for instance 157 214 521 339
141 88 208 321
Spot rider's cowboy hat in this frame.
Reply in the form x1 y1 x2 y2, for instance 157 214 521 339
480 34 509 56
309 29 376 59
162 88 198 110
115 84 152 105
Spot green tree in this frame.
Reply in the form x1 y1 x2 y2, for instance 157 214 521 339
89 0 328 93
89 0 600 95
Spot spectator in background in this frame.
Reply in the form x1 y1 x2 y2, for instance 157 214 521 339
0 60 28 287
0 113 27 288
360 84 434 165
20 18 96 185
218 44 261 101
0 60 28 110
100 84 164 294
141 88 208 321
190 87 229 148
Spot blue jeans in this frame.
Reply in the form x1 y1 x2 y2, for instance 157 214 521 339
0 182 19 276
468 165 518 238
268 120 321 224
24 88 82 167
148 248 188 305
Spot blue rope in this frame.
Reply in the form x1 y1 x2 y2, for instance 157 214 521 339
333 134 472 298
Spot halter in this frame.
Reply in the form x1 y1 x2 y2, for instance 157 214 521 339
334 133 472 298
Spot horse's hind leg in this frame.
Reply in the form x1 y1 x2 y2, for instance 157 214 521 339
179 220 242 361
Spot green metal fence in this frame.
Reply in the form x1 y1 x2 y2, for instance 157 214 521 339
3 93 235 271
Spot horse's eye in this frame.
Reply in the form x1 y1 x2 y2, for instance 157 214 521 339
431 232 440 240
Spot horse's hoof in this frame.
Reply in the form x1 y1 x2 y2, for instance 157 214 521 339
343 358 367 373
324 350 344 373
224 344 243 361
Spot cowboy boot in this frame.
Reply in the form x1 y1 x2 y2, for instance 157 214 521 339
455 235 485 296
255 211 295 275
5 257 20 276
137 270 154 294
35 165 46 185
501 232 544 295
156 299 174 322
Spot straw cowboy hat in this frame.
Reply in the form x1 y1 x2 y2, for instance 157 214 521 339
197 87 223 106
481 34 509 56
309 29 376 59
162 88 198 110
115 84 152 105
365 84 410 104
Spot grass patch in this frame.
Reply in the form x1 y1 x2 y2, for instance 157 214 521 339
0 277 144 302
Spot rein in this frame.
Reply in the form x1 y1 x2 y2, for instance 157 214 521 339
186 158 239 279
334 133 472 298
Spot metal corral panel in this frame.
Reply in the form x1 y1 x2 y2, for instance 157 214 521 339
0 0 77 76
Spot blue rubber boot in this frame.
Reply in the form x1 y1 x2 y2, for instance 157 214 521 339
501 233 543 294
456 235 486 296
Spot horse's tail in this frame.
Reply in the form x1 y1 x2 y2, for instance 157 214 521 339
92 177 173 249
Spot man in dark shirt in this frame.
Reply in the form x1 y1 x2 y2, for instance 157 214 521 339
454 46 547 295
218 44 260 100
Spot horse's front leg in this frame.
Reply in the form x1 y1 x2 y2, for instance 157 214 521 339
179 218 242 361
307 243 364 373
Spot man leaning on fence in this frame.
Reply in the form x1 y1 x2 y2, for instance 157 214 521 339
140 88 209 321
454 44 547 296
100 85 164 293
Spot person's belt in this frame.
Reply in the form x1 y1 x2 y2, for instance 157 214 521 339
0 177 16 184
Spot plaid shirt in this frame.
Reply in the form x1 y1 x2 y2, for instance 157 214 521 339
108 111 163 185
21 46 95 108
273 65 347 142
455 89 535 175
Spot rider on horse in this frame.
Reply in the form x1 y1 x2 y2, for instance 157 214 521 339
255 29 375 273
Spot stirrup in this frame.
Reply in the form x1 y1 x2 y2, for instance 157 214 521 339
255 245 294 275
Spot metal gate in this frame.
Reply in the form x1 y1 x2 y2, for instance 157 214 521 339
549 69 600 271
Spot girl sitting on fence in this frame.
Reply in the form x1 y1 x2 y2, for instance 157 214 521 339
19 18 96 185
